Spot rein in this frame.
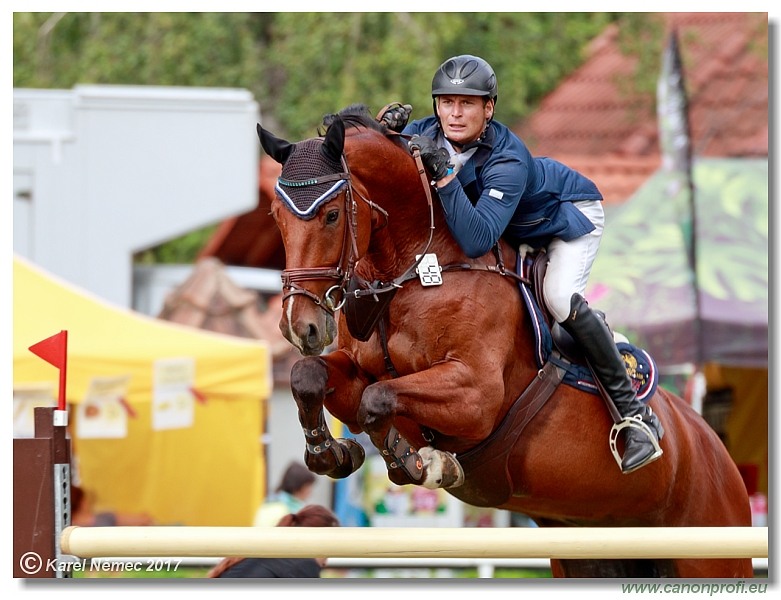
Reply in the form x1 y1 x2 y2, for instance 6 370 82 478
350 148 437 301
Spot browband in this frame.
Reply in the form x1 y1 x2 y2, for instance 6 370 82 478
275 178 348 220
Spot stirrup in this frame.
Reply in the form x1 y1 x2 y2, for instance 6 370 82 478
609 415 663 474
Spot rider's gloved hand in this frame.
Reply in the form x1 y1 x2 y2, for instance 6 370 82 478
408 135 452 182
376 102 413 133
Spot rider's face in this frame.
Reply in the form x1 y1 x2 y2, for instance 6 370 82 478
436 95 494 147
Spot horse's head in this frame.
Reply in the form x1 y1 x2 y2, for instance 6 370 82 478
258 115 376 355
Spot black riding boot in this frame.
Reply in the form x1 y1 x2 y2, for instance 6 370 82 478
561 293 664 473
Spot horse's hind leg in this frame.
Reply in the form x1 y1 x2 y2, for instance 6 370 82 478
290 355 365 478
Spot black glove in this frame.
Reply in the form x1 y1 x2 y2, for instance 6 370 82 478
409 135 451 182
376 102 413 133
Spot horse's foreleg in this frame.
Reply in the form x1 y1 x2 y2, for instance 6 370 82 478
290 355 366 479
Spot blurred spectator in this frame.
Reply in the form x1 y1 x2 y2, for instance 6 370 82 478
253 462 316 527
71 485 153 526
208 505 340 578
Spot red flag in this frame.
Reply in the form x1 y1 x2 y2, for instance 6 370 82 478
29 330 68 369
29 330 68 411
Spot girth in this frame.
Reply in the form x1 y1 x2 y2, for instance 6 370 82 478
448 359 566 507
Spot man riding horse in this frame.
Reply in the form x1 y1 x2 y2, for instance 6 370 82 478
379 54 663 474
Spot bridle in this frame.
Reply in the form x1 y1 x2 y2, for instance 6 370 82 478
278 147 435 314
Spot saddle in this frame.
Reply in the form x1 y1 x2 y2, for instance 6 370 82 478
520 248 658 403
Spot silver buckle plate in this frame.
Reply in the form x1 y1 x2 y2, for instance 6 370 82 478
415 253 443 286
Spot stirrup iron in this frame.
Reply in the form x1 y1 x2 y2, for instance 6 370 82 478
609 415 663 474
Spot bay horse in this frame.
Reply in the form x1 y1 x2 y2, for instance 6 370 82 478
257 105 752 578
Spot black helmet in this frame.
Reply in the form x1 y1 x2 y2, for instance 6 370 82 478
432 55 498 102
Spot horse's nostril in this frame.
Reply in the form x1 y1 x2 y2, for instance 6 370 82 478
306 323 319 344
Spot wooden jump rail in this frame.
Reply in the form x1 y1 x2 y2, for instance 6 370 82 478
61 525 768 560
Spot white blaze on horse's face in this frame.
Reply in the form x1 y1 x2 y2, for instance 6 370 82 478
272 200 340 356
278 289 337 356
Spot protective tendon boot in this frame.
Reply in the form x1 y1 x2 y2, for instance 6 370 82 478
561 293 664 473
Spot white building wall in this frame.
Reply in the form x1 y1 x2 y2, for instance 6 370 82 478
13 85 259 307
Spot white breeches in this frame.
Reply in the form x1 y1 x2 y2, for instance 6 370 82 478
543 200 605 323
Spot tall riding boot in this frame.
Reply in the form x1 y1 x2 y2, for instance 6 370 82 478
561 293 664 473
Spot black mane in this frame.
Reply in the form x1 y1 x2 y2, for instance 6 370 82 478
320 103 387 135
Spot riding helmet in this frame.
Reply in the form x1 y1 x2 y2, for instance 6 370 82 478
431 55 498 103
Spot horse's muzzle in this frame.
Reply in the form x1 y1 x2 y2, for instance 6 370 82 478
280 304 337 356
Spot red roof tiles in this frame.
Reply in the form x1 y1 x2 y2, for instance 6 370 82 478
515 12 768 205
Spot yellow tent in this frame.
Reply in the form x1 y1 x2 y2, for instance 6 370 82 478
13 255 271 526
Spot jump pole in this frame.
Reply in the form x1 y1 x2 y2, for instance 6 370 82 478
61 525 768 560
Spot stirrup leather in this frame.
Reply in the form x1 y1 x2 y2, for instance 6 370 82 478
608 413 663 473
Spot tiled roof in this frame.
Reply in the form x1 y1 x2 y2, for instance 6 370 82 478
515 12 768 204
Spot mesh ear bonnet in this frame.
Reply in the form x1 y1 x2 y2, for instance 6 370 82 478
275 139 347 220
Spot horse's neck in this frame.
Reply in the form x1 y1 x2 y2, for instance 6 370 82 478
357 174 458 282
347 134 462 281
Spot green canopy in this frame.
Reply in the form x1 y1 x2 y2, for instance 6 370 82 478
586 158 768 368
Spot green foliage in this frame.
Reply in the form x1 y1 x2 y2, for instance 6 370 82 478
135 226 218 265
14 13 261 90
15 12 644 141
14 11 654 263
258 12 628 139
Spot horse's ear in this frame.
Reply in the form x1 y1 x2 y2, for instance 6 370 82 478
257 124 295 164
321 117 345 163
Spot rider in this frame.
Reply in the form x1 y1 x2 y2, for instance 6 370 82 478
378 54 664 474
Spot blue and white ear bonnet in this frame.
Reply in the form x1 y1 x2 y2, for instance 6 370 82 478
275 139 348 220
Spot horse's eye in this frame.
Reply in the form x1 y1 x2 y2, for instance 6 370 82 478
326 209 340 225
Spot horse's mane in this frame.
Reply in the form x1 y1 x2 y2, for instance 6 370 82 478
319 103 388 136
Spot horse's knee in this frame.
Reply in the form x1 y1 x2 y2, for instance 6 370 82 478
290 357 328 404
357 384 396 430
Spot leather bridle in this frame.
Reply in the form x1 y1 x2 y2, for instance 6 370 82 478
279 149 435 314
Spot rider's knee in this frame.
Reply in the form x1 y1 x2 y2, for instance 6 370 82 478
544 285 574 324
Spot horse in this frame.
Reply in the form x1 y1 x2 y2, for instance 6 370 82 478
256 104 753 578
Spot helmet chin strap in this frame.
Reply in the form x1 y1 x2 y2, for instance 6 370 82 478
443 123 489 152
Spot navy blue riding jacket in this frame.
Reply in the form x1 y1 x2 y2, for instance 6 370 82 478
403 116 603 257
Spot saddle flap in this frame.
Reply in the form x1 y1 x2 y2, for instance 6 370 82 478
529 249 552 329
343 278 398 342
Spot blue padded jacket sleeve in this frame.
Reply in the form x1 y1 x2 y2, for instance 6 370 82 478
436 156 527 258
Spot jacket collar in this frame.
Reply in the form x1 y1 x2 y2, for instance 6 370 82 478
422 120 495 168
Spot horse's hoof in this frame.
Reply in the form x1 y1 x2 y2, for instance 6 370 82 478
329 438 366 479
419 447 465 489
341 438 366 469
